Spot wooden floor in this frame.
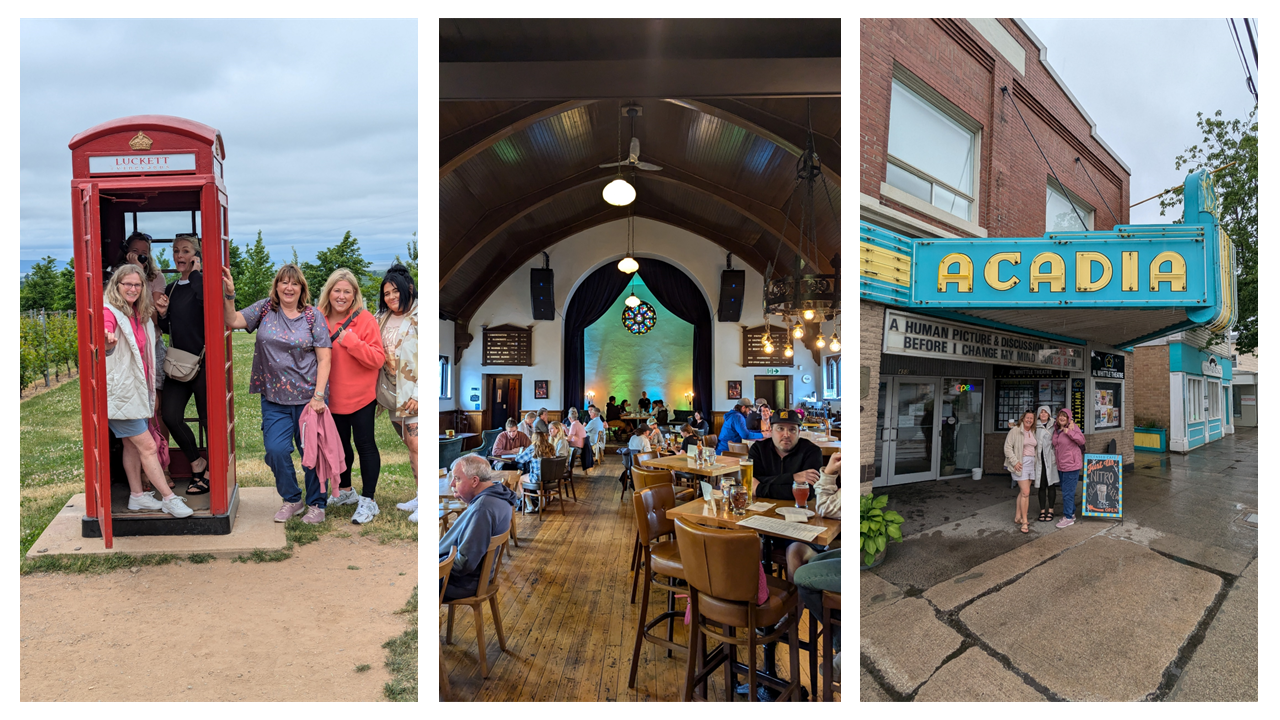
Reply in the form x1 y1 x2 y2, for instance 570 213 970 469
440 453 840 702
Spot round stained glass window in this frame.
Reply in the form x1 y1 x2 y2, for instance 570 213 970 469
622 301 657 335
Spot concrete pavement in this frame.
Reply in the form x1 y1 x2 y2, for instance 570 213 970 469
861 427 1257 701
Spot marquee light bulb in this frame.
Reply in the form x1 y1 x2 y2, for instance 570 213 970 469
603 178 636 206
624 292 641 308
617 255 639 274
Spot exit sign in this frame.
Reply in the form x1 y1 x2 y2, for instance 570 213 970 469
766 368 781 375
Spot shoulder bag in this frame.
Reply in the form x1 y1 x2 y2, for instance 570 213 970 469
162 281 205 382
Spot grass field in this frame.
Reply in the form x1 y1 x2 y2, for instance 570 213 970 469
20 331 419 561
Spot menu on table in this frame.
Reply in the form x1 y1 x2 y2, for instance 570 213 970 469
736 514 825 542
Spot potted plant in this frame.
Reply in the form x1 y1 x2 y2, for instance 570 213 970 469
861 493 905 569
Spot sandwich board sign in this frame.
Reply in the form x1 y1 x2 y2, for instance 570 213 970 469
1081 454 1123 518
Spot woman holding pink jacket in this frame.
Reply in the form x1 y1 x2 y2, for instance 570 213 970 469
1050 407 1087 527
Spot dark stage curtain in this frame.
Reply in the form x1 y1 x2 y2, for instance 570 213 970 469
562 259 714 418
636 259 713 417
562 265 631 416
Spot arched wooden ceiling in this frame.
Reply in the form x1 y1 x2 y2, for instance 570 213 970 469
440 22 840 325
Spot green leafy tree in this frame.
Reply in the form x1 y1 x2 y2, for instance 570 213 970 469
291 246 300 268
236 231 276 310
228 241 243 279
1159 106 1258 353
53 258 77 312
155 248 172 271
20 257 61 312
300 231 372 300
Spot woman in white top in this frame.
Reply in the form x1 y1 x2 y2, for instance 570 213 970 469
548 421 571 458
376 265 419 521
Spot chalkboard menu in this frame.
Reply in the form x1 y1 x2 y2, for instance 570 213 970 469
742 324 793 367
1082 453 1123 518
482 325 532 366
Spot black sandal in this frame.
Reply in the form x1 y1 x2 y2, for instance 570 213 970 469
186 469 211 495
1037 509 1050 522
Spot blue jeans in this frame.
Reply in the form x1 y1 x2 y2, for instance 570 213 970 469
1059 469 1080 519
261 397 324 508
795 548 841 651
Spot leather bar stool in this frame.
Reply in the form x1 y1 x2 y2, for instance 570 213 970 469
629 467 695 604
673 517 802 702
628 485 688 690
822 591 842 701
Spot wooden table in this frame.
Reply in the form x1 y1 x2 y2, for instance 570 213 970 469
643 453 743 478
666 497 840 547
439 432 478 441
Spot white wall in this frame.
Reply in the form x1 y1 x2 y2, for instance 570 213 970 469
455 218 835 413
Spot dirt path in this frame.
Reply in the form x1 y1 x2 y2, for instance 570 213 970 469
21 370 78 402
20 535 417 701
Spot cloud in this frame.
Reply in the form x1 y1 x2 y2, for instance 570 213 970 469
20 18 417 267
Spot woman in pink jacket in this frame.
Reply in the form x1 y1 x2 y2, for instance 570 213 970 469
1050 407 1087 527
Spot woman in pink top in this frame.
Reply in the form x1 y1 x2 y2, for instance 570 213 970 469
1002 409 1038 534
102 265 193 519
565 407 593 472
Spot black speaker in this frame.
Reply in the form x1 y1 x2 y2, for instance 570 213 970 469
717 269 745 322
530 268 555 320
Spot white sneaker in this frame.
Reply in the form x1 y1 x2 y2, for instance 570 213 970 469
329 488 359 506
407 508 418 523
161 495 194 518
127 491 164 511
351 497 380 525
396 495 419 512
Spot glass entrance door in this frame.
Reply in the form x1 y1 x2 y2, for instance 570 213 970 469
876 376 939 486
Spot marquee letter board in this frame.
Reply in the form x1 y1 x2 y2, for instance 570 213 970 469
482 325 532 366
1081 453 1123 519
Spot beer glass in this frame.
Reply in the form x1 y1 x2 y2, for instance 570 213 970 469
792 480 810 509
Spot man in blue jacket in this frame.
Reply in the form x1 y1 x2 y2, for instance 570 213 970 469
441 454 519 600
716 397 764 453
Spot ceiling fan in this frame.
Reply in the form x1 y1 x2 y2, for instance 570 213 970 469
599 105 662 172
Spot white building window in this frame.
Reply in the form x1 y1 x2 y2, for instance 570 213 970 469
1046 178 1094 232
824 354 841 399
887 74 979 222
439 355 452 400
1188 377 1204 422
1208 379 1222 419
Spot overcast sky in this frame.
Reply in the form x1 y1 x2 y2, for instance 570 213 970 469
20 19 416 274
1022 18 1257 225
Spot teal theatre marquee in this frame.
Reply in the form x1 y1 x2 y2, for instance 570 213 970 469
861 170 1237 349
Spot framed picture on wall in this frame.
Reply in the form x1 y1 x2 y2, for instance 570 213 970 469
534 380 549 399
728 380 742 399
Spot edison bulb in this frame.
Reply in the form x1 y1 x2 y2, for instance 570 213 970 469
829 334 841 352
792 321 804 339
603 178 636 206
802 308 815 320
783 344 794 358
617 255 639 274
815 334 826 349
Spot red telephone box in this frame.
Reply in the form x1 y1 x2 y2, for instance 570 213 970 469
69 115 238 547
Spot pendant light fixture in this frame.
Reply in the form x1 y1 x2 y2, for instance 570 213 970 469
815 333 826 349
603 102 636 206
783 343 794 358
829 332 841 352
624 275 641 307
792 320 805 340
617 211 639 274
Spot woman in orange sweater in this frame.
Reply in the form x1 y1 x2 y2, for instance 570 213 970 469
318 269 386 525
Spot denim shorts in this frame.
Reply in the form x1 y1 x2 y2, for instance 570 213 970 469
109 418 148 438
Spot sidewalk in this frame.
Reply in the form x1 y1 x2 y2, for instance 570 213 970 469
861 428 1258 701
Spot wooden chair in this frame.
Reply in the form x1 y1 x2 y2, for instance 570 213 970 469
728 442 749 454
822 591 842 701
562 448 580 502
520 456 568 521
723 450 748 459
636 451 660 470
444 530 510 679
703 434 718 451
439 547 457 700
674 518 802 702
628 485 688 690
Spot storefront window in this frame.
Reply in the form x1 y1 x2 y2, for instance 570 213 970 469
1208 379 1222 419
995 377 1068 431
942 379 983 475
1188 377 1204 422
1095 380 1123 429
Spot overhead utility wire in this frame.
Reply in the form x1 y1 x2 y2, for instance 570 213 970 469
1001 85 1088 233
1227 19 1258 102
1074 157 1119 226
1244 18 1259 71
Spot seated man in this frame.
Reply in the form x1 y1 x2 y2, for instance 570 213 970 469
716 397 765 454
441 455 519 600
515 411 538 439
652 400 669 427
534 407 550 435
491 418 531 471
746 408 822 501
584 405 607 466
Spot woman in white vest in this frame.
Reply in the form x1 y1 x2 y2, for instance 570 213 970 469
377 264 419 521
103 265 193 518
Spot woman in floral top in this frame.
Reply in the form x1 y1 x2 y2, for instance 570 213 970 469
222 264 333 525
377 265 420 521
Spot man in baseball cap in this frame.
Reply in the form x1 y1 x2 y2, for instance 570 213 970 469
715 396 765 454
747 408 827 501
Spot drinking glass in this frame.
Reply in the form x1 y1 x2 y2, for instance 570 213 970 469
729 485 749 515
792 480 810 509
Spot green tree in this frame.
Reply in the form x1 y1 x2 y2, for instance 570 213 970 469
301 231 372 301
1159 106 1258 353
228 240 244 279
20 257 61 312
53 258 77 312
155 248 172 271
237 231 276 310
